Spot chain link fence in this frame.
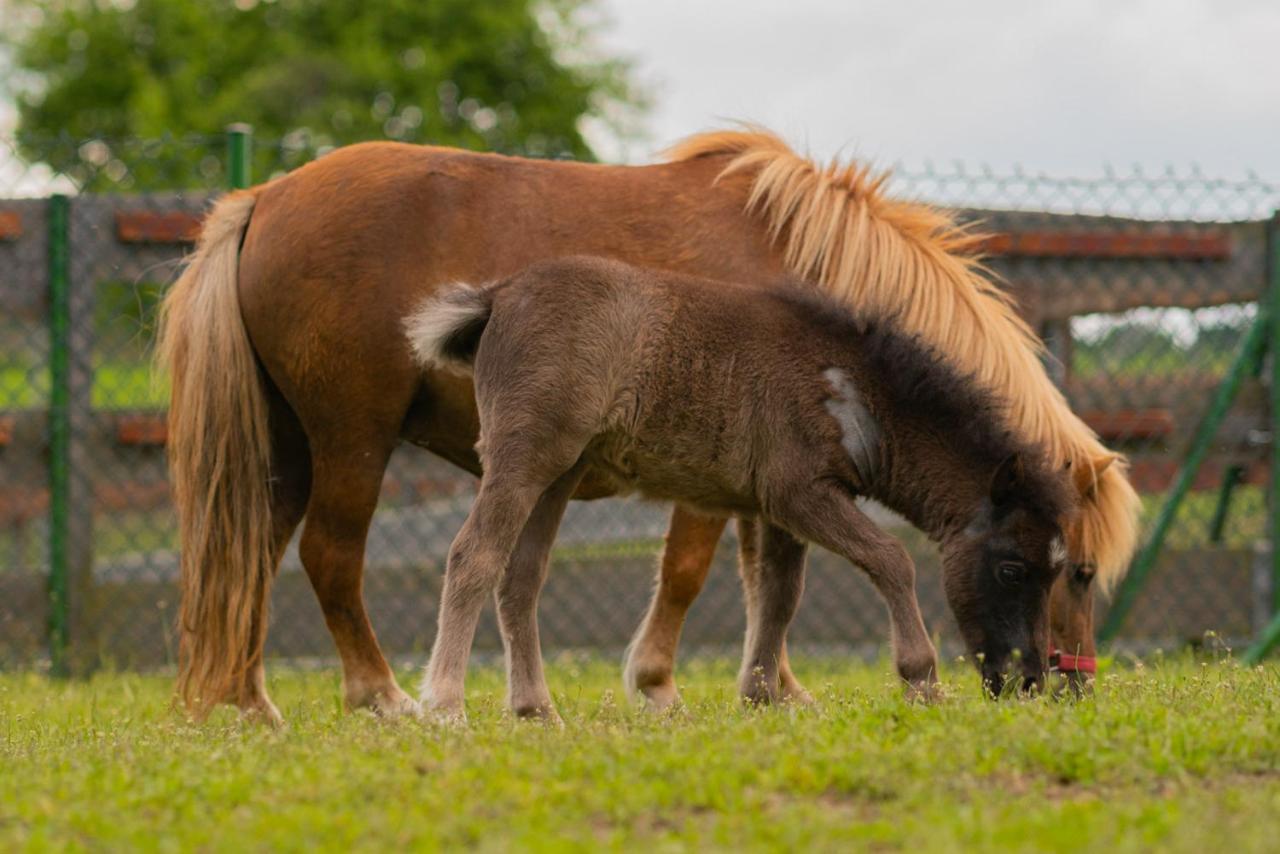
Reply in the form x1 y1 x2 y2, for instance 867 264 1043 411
2 131 1279 673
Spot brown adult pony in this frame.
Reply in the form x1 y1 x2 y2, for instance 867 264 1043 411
159 127 1138 723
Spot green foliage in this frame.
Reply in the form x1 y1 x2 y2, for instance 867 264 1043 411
1 657 1278 850
4 0 646 188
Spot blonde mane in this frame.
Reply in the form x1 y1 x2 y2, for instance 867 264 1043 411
667 127 1140 589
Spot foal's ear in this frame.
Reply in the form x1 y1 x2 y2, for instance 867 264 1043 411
990 453 1026 507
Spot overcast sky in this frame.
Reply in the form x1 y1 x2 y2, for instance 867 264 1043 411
592 0 1280 181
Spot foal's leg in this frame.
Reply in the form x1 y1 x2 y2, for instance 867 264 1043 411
774 488 938 697
623 506 727 709
422 470 566 720
738 523 809 704
494 465 586 720
298 440 418 717
737 517 813 705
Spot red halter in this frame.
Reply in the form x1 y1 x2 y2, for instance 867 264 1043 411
1049 648 1097 675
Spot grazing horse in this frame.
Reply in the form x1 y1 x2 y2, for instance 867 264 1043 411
408 257 1075 717
158 127 1136 723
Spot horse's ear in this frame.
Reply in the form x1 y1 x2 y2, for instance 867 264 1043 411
990 453 1026 507
1071 452 1119 500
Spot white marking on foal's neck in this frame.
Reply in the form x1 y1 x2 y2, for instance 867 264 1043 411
822 368 882 488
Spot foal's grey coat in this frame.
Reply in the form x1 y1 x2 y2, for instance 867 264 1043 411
407 257 1073 718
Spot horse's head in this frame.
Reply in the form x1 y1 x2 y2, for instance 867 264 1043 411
941 453 1074 697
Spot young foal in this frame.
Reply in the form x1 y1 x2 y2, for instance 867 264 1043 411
408 257 1074 718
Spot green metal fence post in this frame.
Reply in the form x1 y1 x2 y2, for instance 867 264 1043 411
47 193 70 677
1208 465 1245 543
1244 611 1280 664
1209 325 1270 543
1270 210 1280 616
1099 307 1271 643
226 124 253 190
1244 210 1280 664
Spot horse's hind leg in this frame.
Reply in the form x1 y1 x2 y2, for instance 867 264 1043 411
231 384 312 725
738 523 809 705
736 517 813 705
494 463 587 720
298 438 417 717
623 507 726 709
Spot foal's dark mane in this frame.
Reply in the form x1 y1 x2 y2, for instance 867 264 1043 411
766 286 1071 520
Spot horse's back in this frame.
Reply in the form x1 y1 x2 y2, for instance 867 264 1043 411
232 140 783 466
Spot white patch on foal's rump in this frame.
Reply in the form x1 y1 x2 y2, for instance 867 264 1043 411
822 367 882 488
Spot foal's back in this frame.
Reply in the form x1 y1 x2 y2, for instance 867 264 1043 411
476 257 849 512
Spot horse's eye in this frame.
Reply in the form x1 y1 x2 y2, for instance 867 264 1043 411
996 561 1026 588
1071 562 1096 586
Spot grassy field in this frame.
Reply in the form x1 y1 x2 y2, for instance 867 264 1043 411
1 656 1277 852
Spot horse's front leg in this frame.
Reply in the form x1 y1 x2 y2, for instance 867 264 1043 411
494 465 585 721
624 506 726 709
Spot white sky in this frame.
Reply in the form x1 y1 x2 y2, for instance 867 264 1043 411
591 0 1280 181
2 0 1278 192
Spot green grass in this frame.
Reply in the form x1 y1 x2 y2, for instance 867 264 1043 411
1 656 1277 851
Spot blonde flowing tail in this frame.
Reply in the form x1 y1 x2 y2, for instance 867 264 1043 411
157 192 273 716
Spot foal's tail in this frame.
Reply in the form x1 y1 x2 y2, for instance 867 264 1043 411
404 283 494 373
157 191 273 717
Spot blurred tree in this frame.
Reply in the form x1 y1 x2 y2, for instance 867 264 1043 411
3 0 646 188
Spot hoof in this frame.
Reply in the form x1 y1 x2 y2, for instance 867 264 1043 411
779 679 816 707
624 658 682 711
902 678 940 704
425 705 468 727
420 689 467 726
513 703 564 726
239 699 285 728
638 680 681 712
348 683 422 720
370 690 423 720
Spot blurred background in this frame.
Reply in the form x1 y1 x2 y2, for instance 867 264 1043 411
1 0 1278 672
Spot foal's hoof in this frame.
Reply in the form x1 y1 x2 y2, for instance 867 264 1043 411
424 704 468 727
739 682 780 708
779 681 816 707
420 692 467 726
513 703 564 726
902 678 941 704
